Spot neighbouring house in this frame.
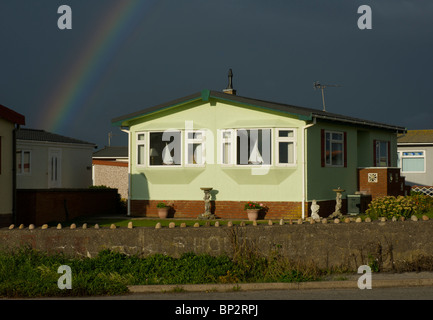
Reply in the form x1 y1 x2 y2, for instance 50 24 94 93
397 130 433 193
16 128 96 189
0 104 25 227
111 71 406 219
92 146 128 199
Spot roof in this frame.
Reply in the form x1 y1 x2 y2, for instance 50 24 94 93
93 146 128 158
16 128 95 146
0 104 25 125
111 90 406 133
397 130 433 144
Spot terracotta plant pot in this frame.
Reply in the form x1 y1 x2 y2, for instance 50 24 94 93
246 209 260 221
157 207 169 219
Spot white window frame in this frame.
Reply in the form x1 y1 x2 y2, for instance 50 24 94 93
147 130 182 167
16 150 31 175
219 129 235 165
325 130 344 167
276 128 297 166
136 132 146 167
234 128 273 166
398 150 426 173
185 130 206 166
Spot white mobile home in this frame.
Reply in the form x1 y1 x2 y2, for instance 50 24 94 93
16 128 96 189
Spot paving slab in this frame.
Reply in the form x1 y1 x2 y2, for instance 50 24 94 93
128 271 433 293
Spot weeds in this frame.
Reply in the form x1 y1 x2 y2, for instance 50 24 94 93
4 227 433 298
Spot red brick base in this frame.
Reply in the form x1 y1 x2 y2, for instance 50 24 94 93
358 168 406 200
130 199 344 220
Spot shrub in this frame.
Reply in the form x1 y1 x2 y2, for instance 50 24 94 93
244 202 264 210
156 202 168 208
365 194 433 220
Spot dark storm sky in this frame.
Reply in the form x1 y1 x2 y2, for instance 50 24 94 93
1 0 432 149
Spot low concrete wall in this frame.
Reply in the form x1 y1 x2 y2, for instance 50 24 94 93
1 220 433 271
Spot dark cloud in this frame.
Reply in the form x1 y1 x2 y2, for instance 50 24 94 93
0 1 432 148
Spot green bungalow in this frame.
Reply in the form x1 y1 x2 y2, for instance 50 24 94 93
112 71 406 219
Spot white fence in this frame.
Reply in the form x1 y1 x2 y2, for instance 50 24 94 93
411 186 433 197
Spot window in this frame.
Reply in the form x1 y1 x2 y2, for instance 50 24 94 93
136 133 145 166
220 130 234 165
148 131 181 166
16 150 31 174
323 131 345 167
186 130 205 165
399 150 425 173
374 140 390 167
236 129 271 165
276 129 296 165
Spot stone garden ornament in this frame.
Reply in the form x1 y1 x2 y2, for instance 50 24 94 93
328 188 345 219
311 200 320 220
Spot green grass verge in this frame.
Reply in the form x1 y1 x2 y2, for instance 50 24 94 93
0 247 330 298
48 217 282 228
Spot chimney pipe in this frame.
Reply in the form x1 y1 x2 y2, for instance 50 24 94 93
223 69 236 95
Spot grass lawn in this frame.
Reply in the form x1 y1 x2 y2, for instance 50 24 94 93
48 207 433 229
48 216 282 228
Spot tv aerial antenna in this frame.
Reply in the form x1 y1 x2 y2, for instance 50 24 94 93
108 131 115 146
313 81 342 112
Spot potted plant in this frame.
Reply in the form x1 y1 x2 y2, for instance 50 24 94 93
156 202 170 219
244 201 264 221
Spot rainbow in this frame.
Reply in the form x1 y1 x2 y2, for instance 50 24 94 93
38 0 157 133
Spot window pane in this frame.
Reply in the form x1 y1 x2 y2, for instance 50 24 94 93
23 151 30 173
376 141 388 167
137 133 145 141
332 142 343 166
16 151 22 173
402 158 424 172
279 142 294 164
187 143 203 164
222 142 231 164
278 130 294 138
236 129 271 165
223 131 231 139
138 145 145 165
403 151 423 156
188 131 203 140
332 133 343 141
149 132 181 165
325 133 331 164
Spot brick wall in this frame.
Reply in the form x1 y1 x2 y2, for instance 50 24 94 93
0 214 12 228
16 189 120 225
358 168 406 199
130 199 326 220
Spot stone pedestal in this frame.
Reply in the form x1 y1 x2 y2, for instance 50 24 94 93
328 188 345 219
198 187 215 219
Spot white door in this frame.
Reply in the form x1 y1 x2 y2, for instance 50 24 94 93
48 148 62 188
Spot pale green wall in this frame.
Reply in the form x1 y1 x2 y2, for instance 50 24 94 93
305 122 398 201
129 99 307 202
128 97 400 203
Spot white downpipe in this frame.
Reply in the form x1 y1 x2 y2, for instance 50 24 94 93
301 118 316 219
120 127 131 216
